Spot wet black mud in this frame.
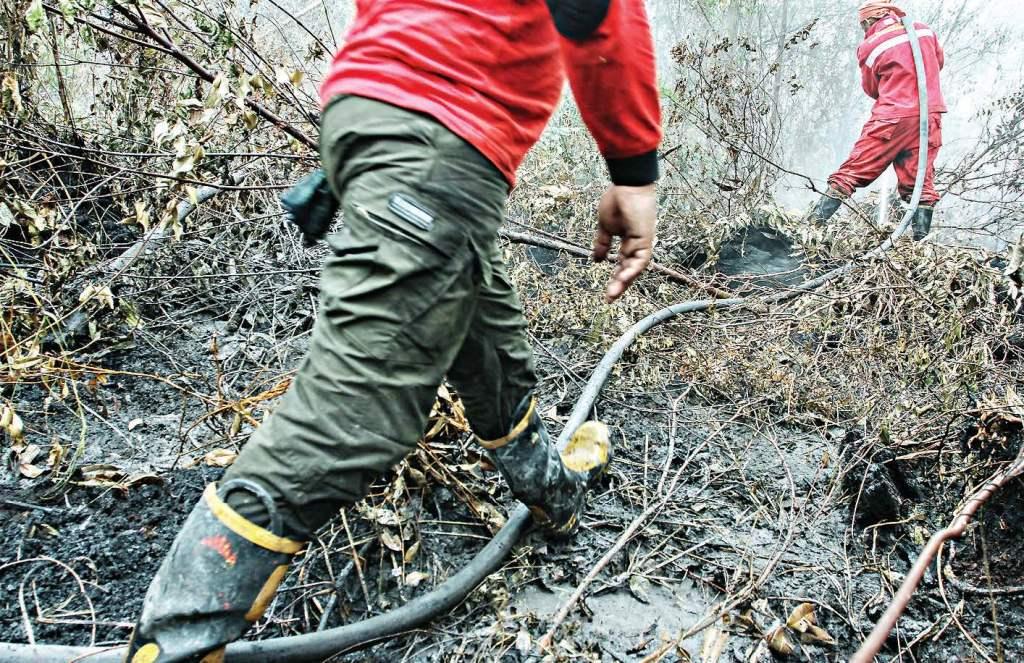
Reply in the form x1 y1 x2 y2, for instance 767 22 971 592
0 469 221 645
716 224 807 290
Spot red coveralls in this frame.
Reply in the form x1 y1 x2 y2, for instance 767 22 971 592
828 14 946 205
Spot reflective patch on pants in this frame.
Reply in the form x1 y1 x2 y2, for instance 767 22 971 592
388 192 435 231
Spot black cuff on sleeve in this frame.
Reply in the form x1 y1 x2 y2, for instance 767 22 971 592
606 150 659 186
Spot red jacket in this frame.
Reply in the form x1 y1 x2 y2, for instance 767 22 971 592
318 0 662 188
858 15 946 119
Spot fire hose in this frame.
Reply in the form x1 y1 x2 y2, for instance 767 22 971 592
0 16 950 663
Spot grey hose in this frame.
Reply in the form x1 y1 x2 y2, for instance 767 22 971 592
0 17 932 663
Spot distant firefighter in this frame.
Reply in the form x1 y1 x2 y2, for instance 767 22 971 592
811 0 946 240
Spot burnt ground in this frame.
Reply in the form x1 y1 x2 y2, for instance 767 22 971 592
3 237 1024 662
0 469 221 646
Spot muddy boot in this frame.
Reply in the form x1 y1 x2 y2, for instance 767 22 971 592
124 479 305 663
808 188 845 227
911 205 934 241
479 396 611 536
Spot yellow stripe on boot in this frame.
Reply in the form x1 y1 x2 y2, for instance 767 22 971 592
204 484 304 554
478 398 536 450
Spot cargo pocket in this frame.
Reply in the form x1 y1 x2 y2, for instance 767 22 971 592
928 114 943 149
867 117 901 141
365 237 476 367
325 203 474 366
388 251 478 367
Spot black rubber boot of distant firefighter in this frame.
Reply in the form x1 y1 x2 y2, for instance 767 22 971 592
911 205 934 241
809 187 845 226
480 396 611 536
124 480 305 663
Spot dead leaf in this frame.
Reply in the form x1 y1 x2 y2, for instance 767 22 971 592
361 506 402 527
34 523 58 538
0 202 14 230
728 609 757 631
403 540 421 563
404 570 429 587
137 0 168 28
800 624 836 646
2 403 25 442
700 625 729 662
2 73 23 113
171 153 195 176
204 448 238 467
47 441 64 468
128 418 144 431
151 120 169 146
472 500 507 531
205 73 229 108
79 284 115 309
405 466 427 487
380 529 403 553
766 626 794 656
74 464 162 490
19 463 45 478
131 201 151 233
628 574 651 604
19 443 41 465
787 604 834 646
786 603 814 633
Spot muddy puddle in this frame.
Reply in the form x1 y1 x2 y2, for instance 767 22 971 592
511 578 708 659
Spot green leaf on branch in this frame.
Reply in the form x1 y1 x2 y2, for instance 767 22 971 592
58 0 77 20
25 0 45 32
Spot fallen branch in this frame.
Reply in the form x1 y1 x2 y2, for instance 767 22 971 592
498 228 734 299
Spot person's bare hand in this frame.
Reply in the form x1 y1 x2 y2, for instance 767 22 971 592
592 184 657 303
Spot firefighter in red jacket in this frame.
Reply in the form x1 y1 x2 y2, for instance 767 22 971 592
811 0 946 240
125 1 661 661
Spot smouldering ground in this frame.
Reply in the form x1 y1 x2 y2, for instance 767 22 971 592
4 179 1024 660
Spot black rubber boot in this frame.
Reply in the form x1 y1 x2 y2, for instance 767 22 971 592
911 205 934 241
809 188 845 226
479 396 611 536
124 480 305 663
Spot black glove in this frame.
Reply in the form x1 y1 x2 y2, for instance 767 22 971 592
280 169 339 247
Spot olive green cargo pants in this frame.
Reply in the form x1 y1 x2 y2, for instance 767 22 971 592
224 96 536 536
